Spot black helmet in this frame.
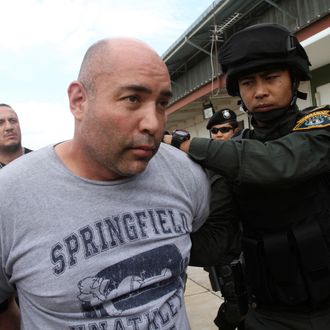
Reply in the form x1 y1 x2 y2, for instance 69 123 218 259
219 23 311 96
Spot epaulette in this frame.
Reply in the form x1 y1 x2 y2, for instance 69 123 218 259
293 105 330 131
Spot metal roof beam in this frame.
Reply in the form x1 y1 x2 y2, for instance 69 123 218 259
184 37 212 56
162 0 231 61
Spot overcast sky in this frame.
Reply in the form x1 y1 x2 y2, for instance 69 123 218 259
0 0 215 149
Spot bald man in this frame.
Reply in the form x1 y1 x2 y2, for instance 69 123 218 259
0 104 31 168
0 38 210 329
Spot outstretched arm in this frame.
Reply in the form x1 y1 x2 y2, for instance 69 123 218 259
164 128 330 186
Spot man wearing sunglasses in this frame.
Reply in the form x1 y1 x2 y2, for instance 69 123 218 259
207 109 240 141
204 108 245 330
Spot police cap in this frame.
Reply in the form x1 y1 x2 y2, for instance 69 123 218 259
206 109 237 129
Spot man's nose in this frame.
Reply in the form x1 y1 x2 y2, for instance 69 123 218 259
254 79 268 98
215 133 226 141
139 104 165 134
4 120 14 130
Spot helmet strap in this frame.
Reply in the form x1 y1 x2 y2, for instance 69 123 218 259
290 77 308 107
290 79 298 107
297 90 308 100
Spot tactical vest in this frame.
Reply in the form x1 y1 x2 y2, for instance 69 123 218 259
232 106 330 311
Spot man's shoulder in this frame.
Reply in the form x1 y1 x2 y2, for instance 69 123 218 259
293 105 330 132
300 104 330 114
158 142 190 159
158 143 202 167
0 146 51 179
156 143 208 177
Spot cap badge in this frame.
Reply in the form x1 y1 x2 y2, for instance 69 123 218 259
222 110 231 119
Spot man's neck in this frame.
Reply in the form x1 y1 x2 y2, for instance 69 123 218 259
0 147 24 166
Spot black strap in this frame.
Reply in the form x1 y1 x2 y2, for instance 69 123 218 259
171 135 183 149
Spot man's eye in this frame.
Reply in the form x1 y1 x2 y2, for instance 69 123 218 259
266 73 280 80
125 95 139 103
158 100 169 108
240 80 252 86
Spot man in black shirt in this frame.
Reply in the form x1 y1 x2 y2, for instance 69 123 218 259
0 103 31 168
0 103 32 328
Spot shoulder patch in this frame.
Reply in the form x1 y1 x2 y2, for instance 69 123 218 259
293 109 330 131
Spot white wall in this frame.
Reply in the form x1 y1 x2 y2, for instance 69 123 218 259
296 80 313 109
316 83 330 105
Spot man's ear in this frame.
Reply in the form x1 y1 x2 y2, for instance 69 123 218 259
67 81 87 120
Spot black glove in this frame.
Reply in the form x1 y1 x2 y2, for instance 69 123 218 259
214 302 245 330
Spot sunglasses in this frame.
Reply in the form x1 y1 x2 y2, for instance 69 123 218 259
210 127 233 134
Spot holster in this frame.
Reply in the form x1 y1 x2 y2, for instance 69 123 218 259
207 258 248 327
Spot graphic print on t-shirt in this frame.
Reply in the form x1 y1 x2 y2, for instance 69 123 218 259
76 244 186 318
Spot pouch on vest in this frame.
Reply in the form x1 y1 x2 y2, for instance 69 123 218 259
293 221 330 305
263 231 309 305
243 233 310 306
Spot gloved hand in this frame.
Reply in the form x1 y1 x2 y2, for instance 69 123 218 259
214 302 245 330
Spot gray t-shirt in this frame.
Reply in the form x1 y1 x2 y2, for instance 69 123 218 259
0 143 209 329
